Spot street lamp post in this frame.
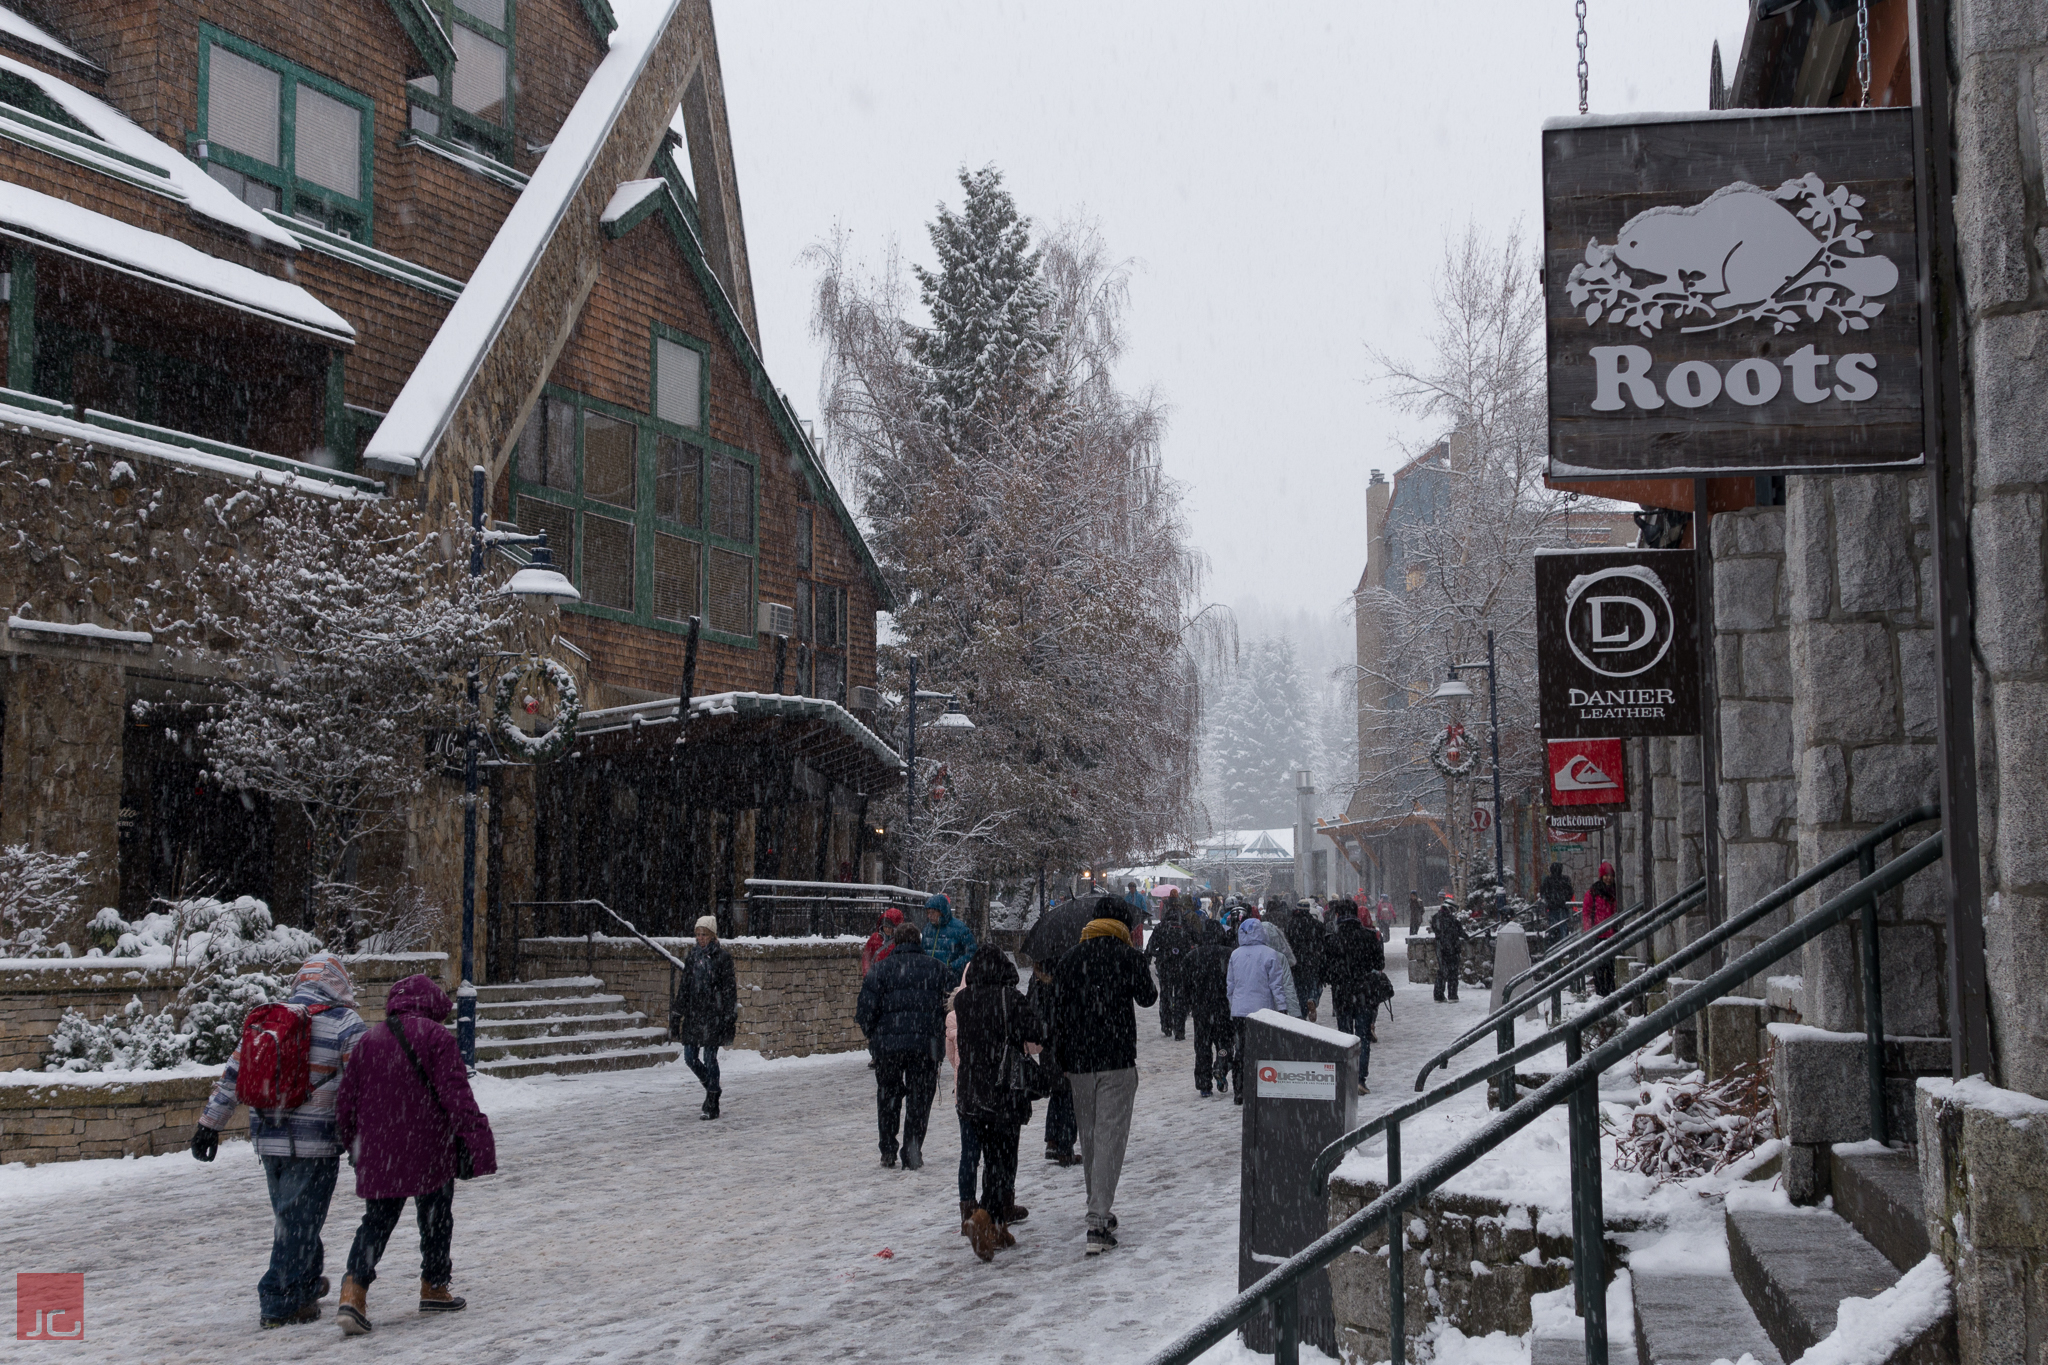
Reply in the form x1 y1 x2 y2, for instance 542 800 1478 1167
1428 629 1506 920
460 466 578 1068
899 654 973 888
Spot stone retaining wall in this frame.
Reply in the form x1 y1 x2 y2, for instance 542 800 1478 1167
517 935 866 1058
1327 1175 1605 1362
0 1073 246 1166
0 952 445 1071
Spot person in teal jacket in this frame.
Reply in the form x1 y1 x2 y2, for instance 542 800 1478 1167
922 894 977 986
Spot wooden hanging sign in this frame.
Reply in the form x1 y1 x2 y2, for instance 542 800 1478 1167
1542 107 1922 478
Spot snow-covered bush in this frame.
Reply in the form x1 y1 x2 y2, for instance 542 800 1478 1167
1611 1057 1776 1183
49 896 316 1071
44 996 190 1072
0 844 92 957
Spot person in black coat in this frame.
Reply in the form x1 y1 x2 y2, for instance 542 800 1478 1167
1285 901 1330 1022
1539 862 1574 952
953 945 1045 1260
855 923 948 1169
1183 917 1236 1097
1051 913 1157 1256
1429 899 1467 1002
1025 959 1079 1165
670 916 739 1119
1325 915 1386 1092
1142 899 1197 1041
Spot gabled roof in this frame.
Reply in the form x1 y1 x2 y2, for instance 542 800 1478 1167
0 5 101 78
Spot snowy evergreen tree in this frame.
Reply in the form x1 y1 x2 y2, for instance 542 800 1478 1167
1205 638 1314 830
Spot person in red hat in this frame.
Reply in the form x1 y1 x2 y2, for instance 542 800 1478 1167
1582 862 1620 995
863 907 907 977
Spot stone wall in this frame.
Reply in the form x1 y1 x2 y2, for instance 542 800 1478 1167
1916 1077 2048 1364
1326 1175 1588 1362
0 1074 245 1166
1785 475 1944 1039
517 935 865 1058
0 654 125 925
0 952 444 1071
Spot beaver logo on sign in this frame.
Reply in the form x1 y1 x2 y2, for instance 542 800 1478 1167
1564 564 1676 679
1567 173 1899 338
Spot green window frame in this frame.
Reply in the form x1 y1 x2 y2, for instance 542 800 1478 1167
196 26 375 243
406 0 517 163
512 332 756 645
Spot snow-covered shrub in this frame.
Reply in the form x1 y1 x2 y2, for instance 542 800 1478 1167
180 969 287 1065
326 881 438 954
0 844 92 957
44 997 190 1072
1611 1057 1776 1183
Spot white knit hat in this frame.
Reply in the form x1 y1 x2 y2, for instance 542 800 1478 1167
696 916 718 936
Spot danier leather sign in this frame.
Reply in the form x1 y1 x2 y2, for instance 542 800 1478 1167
1542 107 1921 477
1536 548 1699 739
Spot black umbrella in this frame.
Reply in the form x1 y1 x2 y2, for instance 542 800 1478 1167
1022 893 1121 966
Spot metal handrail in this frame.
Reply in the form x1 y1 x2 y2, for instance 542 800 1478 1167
1143 827 1944 1365
1504 876 1707 999
1413 801 1937 1092
1425 880 1707 1083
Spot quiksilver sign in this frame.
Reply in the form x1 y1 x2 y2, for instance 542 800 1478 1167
1536 548 1699 740
1542 107 1921 478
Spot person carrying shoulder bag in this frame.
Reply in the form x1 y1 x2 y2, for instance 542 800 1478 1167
333 973 497 1337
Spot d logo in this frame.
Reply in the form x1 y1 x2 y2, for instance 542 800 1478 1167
1564 566 1675 678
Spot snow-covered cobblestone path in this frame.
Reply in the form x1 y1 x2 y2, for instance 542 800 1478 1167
0 933 1485 1364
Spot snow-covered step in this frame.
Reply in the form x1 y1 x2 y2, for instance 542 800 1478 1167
472 976 604 1002
475 1009 644 1040
1726 1205 1910 1362
1828 1145 1929 1273
475 992 628 1021
473 1025 673 1062
474 1042 682 1080
1630 1269 1782 1365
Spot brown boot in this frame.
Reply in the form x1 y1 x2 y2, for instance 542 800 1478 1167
419 1281 466 1314
996 1223 1016 1249
1005 1203 1029 1224
966 1209 996 1262
959 1200 975 1235
337 1275 371 1336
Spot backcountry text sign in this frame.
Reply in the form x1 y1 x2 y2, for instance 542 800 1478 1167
1537 549 1700 739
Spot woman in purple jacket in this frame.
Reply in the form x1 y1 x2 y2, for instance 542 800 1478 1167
334 974 497 1336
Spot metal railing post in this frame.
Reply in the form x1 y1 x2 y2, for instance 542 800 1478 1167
1273 1281 1299 1365
1859 846 1888 1145
1564 1025 1608 1364
1496 1019 1516 1108
1387 1120 1404 1365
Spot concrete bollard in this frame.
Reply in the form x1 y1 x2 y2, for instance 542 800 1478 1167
1489 924 1539 1021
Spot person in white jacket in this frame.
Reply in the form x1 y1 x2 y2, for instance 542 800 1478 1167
1224 919 1299 1105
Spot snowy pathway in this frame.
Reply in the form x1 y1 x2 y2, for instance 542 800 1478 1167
0 932 1486 1364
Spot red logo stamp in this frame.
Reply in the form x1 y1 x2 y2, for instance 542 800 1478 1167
1547 738 1628 807
16 1274 84 1341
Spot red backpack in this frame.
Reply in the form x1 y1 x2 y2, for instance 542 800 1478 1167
235 1003 331 1111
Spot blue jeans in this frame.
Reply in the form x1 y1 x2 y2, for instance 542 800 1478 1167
684 1044 720 1093
258 1155 339 1319
957 1111 982 1203
1334 1005 1374 1079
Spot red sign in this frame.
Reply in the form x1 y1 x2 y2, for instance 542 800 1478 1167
16 1273 84 1341
1548 738 1626 807
1471 805 1494 833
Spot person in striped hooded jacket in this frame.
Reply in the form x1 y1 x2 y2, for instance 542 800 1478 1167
192 952 368 1329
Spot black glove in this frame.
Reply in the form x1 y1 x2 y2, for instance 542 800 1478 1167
190 1125 218 1162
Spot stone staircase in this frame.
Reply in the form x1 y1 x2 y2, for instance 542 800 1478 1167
467 977 681 1079
1626 1146 1953 1365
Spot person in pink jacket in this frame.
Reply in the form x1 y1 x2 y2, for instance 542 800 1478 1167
333 974 497 1336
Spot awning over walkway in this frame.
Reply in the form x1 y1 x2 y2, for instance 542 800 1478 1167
571 691 903 796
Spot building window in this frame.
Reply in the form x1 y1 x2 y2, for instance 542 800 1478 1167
407 0 515 160
796 576 846 700
198 27 374 241
512 339 753 640
795 506 812 572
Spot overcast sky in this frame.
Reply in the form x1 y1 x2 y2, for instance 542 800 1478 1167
715 1 1751 622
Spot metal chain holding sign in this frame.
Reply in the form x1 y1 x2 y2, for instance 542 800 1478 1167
1857 0 1872 107
1576 0 1590 115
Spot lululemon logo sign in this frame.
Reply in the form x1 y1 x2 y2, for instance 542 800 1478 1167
1564 564 1675 679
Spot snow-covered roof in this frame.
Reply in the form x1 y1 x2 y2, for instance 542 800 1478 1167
574 690 903 791
0 182 350 341
362 0 682 475
0 50 295 249
601 177 665 226
1197 828 1296 860
0 5 98 73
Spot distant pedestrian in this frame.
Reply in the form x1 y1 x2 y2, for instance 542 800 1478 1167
1052 908 1157 1257
856 922 947 1169
191 952 367 1329
922 893 977 987
1143 895 1195 1040
1408 890 1425 935
1326 915 1386 1092
1430 898 1467 1002
953 945 1045 1260
334 974 497 1336
862 907 907 976
1185 917 1236 1097
1539 863 1574 953
1583 862 1620 996
1225 917 1296 1106
670 916 738 1120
